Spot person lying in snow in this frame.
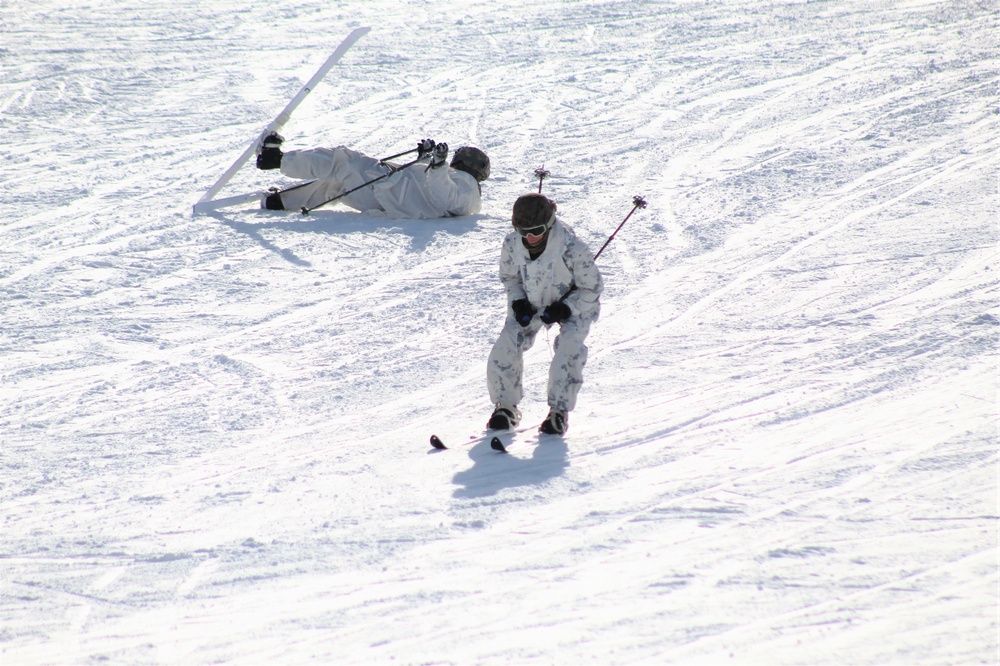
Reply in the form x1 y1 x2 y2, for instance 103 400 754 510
255 133 489 217
486 193 604 436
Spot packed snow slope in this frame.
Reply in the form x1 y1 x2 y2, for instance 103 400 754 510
1 1 997 663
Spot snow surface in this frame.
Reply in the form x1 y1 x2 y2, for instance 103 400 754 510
2 0 998 663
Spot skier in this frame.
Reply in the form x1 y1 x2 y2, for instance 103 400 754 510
255 134 490 217
487 193 604 435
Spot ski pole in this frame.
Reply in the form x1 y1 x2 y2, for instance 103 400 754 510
534 167 550 193
555 195 648 305
300 156 423 215
593 195 648 260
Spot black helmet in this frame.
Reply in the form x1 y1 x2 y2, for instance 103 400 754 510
450 146 490 182
512 193 556 236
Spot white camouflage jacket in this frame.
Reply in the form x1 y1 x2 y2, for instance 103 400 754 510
498 219 603 323
372 160 481 218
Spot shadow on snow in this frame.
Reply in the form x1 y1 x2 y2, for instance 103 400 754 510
209 208 486 265
450 437 569 499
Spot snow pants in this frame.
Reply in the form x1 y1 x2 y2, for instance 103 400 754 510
275 146 389 212
487 315 592 413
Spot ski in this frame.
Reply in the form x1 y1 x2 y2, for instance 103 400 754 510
428 426 534 452
193 26 371 215
491 431 562 452
191 190 263 213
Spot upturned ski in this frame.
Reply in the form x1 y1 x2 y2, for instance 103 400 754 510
193 26 371 214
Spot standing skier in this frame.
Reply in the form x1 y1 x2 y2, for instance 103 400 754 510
255 134 489 217
487 193 603 435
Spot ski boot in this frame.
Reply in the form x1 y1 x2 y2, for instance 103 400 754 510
488 404 521 430
539 409 567 435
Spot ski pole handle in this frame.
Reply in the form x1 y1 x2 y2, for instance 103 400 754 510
593 195 648 261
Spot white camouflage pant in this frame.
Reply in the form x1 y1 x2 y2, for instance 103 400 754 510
487 315 591 413
276 147 387 212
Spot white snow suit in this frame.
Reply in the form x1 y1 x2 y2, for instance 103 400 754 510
273 146 481 217
487 219 603 413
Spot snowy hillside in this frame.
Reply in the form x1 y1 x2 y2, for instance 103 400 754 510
1 0 997 663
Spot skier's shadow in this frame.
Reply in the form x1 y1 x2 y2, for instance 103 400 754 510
212 209 484 265
451 437 569 499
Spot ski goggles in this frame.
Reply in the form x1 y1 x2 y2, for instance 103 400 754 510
514 210 556 238
516 224 551 238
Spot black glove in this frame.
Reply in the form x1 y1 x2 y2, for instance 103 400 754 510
511 298 537 327
429 142 449 169
540 301 571 325
256 132 284 170
417 138 436 158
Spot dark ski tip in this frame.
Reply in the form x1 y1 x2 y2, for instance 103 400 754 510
430 435 447 450
490 436 507 453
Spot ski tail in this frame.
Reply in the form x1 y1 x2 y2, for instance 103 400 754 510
192 191 263 214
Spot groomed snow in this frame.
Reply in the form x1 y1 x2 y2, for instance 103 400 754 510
1 1 997 663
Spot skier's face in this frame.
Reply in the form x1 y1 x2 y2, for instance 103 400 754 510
523 229 548 247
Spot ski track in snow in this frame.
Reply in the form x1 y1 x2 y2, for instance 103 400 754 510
1 1 997 664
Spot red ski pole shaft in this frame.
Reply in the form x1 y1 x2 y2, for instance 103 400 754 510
594 196 648 260
534 167 550 193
